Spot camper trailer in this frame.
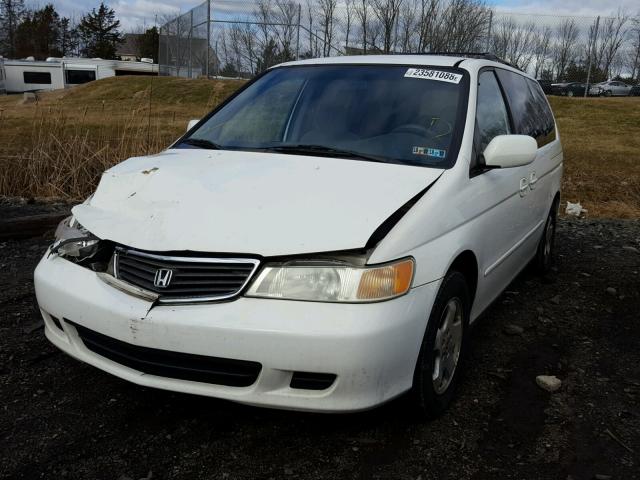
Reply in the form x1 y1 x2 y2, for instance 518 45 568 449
1 57 157 94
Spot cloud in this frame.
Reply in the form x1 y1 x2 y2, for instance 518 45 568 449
494 0 640 17
48 0 640 32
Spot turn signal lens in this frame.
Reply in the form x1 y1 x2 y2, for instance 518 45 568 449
357 259 414 300
246 258 414 303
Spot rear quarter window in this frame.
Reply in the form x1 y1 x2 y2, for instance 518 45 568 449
495 69 556 148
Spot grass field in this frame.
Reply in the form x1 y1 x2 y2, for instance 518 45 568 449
0 76 639 218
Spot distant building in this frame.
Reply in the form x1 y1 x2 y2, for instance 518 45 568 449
0 57 158 94
117 34 145 62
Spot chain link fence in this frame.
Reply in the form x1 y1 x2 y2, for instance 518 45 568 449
159 0 640 84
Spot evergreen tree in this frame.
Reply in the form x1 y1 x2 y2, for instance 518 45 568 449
135 26 159 60
78 2 123 59
59 17 79 57
0 0 26 58
14 5 77 59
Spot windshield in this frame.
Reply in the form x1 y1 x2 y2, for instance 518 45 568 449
179 64 468 168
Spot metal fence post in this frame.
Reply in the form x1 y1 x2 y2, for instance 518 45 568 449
189 10 194 78
486 10 493 52
206 0 211 78
296 3 302 60
585 16 600 98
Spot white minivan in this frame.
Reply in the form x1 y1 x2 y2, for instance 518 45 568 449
34 54 562 417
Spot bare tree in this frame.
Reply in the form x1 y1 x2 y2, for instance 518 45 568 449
317 0 337 56
598 10 629 78
552 19 579 81
341 0 355 50
532 26 552 79
354 0 369 53
398 0 418 53
630 15 640 81
491 18 537 70
371 0 403 53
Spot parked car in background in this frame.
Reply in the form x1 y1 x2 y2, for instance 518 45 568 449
551 82 588 97
590 81 633 96
538 79 552 94
629 85 640 96
35 54 563 417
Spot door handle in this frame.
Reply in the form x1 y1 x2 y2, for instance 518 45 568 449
529 171 538 190
519 178 529 197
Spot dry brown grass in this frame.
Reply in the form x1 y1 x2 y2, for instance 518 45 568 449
548 96 640 219
0 76 244 200
0 78 638 218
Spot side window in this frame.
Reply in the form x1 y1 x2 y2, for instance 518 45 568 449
23 71 52 84
496 69 556 148
475 70 511 157
526 78 556 147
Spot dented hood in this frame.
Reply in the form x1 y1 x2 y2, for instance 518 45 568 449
73 149 442 256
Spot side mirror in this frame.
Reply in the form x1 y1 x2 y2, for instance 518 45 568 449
186 119 200 132
483 135 537 168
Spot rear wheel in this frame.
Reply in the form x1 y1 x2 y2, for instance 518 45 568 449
567 90 574 97
409 271 470 419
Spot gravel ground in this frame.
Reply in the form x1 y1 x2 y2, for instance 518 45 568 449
1 213 639 480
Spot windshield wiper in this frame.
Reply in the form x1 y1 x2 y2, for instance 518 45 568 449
265 144 388 164
181 138 224 150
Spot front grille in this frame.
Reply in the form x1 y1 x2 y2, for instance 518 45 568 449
113 247 259 303
69 321 262 387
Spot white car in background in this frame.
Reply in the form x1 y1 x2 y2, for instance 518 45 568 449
34 54 563 417
590 80 633 96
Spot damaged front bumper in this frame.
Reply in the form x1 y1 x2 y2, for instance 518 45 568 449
34 253 440 412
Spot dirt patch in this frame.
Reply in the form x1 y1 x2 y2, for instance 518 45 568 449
0 212 638 480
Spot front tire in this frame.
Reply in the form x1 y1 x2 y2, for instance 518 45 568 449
409 271 470 419
567 90 574 97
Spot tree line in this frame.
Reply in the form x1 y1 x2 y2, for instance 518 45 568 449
0 0 159 61
210 0 640 82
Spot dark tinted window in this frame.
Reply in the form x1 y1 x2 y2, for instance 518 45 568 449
475 70 510 154
65 69 96 84
23 71 52 84
526 78 556 147
496 69 555 147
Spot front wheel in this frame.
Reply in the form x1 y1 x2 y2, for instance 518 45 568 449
567 90 574 97
409 271 470 419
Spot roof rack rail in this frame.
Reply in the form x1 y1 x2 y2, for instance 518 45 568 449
408 51 518 69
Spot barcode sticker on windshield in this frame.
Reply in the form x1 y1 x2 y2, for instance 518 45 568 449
404 68 462 84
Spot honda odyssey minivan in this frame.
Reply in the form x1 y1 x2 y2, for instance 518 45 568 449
34 54 563 417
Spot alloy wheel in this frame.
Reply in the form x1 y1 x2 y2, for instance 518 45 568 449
432 298 464 395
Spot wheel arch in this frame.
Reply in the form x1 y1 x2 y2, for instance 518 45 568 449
447 250 478 309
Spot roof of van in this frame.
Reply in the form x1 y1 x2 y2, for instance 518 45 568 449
279 55 466 68
276 54 530 78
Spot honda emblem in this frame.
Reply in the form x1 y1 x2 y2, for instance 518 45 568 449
154 268 173 288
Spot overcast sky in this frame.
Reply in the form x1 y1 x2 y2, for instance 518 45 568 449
50 0 639 31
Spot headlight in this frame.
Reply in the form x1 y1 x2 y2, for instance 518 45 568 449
246 258 414 303
51 216 99 260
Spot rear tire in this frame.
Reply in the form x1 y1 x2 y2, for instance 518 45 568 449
567 91 574 97
409 271 470 420
534 205 557 275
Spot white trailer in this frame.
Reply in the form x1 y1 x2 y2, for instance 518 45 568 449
1 57 158 94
